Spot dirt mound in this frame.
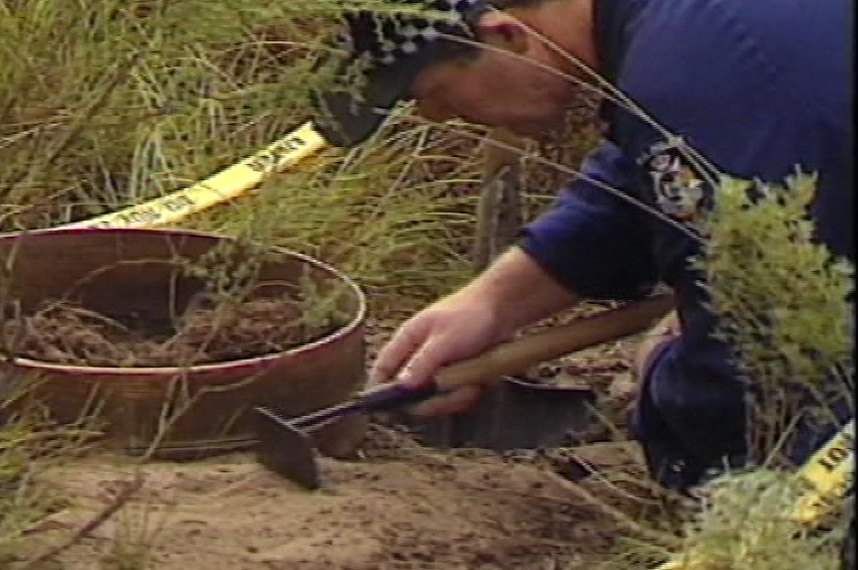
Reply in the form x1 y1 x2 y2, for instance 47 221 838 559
17 428 644 570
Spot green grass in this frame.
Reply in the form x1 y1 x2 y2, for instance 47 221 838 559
0 0 336 228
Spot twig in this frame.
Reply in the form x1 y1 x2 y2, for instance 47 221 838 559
18 472 145 570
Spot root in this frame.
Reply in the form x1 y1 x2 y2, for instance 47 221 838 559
1 292 344 367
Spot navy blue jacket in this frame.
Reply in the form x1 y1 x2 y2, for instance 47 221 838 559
519 0 853 487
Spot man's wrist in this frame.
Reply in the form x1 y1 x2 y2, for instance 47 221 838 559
459 246 581 332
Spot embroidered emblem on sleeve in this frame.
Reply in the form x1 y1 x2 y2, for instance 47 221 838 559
640 139 707 224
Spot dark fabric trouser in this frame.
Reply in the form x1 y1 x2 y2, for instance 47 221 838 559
630 336 851 491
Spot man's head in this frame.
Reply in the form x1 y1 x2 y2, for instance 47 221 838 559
314 0 593 146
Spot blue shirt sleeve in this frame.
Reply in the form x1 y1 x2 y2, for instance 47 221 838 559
518 141 658 301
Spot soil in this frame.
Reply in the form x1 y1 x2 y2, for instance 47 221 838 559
5 306 667 570
2 292 343 367
13 426 657 570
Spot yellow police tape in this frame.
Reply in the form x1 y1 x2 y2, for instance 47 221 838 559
47 115 853 568
657 418 854 570
794 417 855 523
59 120 329 230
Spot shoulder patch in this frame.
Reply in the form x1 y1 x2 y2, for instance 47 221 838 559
638 138 708 224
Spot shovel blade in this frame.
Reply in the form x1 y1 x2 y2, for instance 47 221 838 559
254 407 322 490
395 376 596 450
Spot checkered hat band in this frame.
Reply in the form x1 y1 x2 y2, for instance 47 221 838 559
345 0 485 66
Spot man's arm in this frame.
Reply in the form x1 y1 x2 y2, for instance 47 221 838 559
458 139 659 330
517 140 659 303
371 140 659 412
455 245 582 334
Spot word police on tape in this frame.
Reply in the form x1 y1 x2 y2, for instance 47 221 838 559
60 121 328 231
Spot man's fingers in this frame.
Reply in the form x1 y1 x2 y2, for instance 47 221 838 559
633 310 680 379
369 322 426 385
394 336 449 388
407 385 482 417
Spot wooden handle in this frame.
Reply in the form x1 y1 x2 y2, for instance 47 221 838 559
434 294 674 390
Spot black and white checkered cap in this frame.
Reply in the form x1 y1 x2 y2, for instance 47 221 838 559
357 0 485 65
314 0 491 147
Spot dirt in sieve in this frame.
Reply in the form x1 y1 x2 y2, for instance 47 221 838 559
14 427 653 570
2 292 344 367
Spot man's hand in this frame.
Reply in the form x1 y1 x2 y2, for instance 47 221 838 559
369 246 581 416
369 288 514 416
632 310 681 380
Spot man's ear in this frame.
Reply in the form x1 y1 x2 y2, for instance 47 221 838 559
473 12 530 55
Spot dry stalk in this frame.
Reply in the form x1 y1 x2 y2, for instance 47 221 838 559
542 470 681 550
17 471 144 570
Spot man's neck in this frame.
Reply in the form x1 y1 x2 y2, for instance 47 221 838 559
511 0 599 76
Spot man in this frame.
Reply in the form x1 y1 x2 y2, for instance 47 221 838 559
313 0 853 490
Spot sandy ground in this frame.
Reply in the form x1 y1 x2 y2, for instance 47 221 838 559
8 314 658 570
11 425 652 570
